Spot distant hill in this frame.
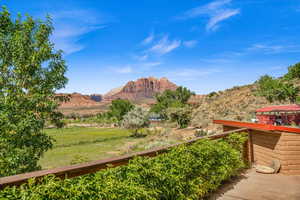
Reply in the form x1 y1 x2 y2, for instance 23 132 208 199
57 93 109 116
103 77 178 103
58 93 102 108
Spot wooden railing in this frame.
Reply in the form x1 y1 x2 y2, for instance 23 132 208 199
0 128 247 189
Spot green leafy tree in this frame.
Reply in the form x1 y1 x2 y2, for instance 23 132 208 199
0 7 67 177
108 99 134 122
121 107 150 137
284 62 300 80
167 106 192 128
256 75 299 103
174 86 196 104
151 86 195 118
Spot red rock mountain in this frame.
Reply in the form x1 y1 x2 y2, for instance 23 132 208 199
58 77 178 111
104 77 178 102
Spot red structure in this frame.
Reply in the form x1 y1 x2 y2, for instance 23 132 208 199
256 104 300 125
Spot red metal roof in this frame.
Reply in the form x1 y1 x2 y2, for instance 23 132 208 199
256 104 300 113
213 119 300 134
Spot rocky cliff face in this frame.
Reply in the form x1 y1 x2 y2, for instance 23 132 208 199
104 77 178 102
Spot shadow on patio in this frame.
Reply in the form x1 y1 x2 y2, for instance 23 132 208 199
208 168 300 200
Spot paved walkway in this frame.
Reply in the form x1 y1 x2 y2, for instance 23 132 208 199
208 169 300 200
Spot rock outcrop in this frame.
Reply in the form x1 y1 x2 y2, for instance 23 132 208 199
104 77 178 102
58 93 103 108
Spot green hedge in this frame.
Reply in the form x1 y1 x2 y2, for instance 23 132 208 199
0 133 247 200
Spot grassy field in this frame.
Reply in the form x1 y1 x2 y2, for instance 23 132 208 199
39 127 146 169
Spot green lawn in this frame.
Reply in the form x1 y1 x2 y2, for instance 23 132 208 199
39 127 144 169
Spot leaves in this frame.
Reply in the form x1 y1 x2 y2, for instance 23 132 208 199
121 106 150 137
256 75 299 103
0 133 247 199
167 106 192 128
0 7 67 176
284 62 300 80
151 86 195 120
108 99 134 122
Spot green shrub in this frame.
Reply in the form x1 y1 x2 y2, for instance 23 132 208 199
166 106 192 129
70 155 90 165
194 129 209 137
221 132 248 152
121 107 150 137
0 134 247 200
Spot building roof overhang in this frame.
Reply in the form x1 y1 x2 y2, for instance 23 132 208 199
213 119 300 134
256 104 300 113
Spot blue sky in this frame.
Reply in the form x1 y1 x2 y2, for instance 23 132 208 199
4 0 300 94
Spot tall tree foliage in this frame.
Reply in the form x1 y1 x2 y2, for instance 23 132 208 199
284 62 300 80
108 99 134 122
0 7 67 177
151 86 195 127
256 73 300 103
166 106 192 128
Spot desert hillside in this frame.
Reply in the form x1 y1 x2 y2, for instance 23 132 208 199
190 84 279 131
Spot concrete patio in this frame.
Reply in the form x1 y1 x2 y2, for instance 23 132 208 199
209 169 300 200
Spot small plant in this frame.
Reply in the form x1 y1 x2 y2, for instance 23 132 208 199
208 91 218 98
70 155 90 165
194 129 209 137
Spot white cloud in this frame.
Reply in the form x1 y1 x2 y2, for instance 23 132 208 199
247 44 300 54
51 10 109 55
179 0 239 32
183 40 198 48
206 9 239 31
182 0 231 18
111 62 161 74
142 62 161 67
113 66 133 74
248 44 284 52
149 35 181 55
167 68 221 80
141 32 154 45
134 54 149 61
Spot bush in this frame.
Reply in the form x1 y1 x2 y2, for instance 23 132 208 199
167 106 192 128
194 129 209 137
0 133 247 200
121 107 150 137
